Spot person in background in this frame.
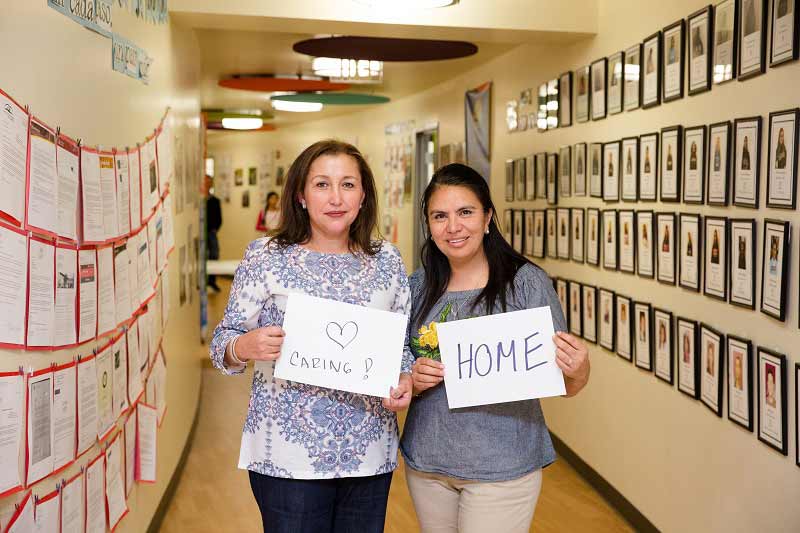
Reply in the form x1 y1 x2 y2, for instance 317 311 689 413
205 174 222 292
256 191 282 234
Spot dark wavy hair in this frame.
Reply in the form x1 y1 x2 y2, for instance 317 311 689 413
270 139 380 255
413 163 533 327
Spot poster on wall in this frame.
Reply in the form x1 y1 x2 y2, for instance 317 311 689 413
465 82 492 182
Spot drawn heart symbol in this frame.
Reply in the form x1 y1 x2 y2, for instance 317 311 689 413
326 321 359 350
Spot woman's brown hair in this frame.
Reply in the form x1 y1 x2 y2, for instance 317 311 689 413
270 139 381 255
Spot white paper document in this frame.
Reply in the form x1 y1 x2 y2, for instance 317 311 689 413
26 238 55 348
115 152 131 236
0 225 28 346
26 118 58 234
52 362 77 472
77 248 97 343
129 148 142 231
135 229 154 304
85 454 107 533
0 372 23 495
77 356 98 455
96 245 116 335
26 370 54 485
56 134 80 241
33 490 59 533
437 307 566 409
80 148 104 243
141 138 159 217
99 153 119 241
114 241 132 326
105 434 128 529
6 490 34 533
60 473 84 533
95 345 115 440
136 402 157 482
112 334 129 419
0 91 28 224
126 320 143 405
124 412 136 496
162 194 175 253
54 245 78 347
275 293 407 397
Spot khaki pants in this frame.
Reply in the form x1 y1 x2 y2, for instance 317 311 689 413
405 467 543 533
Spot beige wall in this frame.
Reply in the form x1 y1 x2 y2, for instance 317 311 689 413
208 0 799 530
0 4 203 531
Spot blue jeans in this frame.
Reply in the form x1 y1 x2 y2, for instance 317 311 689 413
248 471 393 533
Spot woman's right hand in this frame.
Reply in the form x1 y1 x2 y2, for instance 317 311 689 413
235 326 286 362
411 357 445 394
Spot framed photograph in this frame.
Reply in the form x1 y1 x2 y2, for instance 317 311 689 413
727 335 754 430
699 324 725 415
524 210 535 257
616 294 633 361
760 219 790 320
733 116 762 207
738 0 768 79
514 158 526 201
619 210 636 274
556 278 569 324
571 208 585 263
683 125 707 203
708 121 732 205
621 137 639 201
642 31 662 108
688 6 713 94
677 317 699 398
525 155 535 201
714 0 739 84
599 288 616 351
634 302 653 371
574 143 587 196
546 209 557 259
576 66 591 123
536 84 547 132
624 43 642 111
796 363 800 466
639 133 659 200
663 19 686 102
704 217 729 300
729 218 756 308
770 0 800 66
657 212 677 284
582 285 598 343
757 347 788 454
505 160 514 202
587 208 601 266
512 209 524 254
637 211 655 278
591 58 607 120
654 308 674 383
547 79 559 129
589 143 604 198
535 152 547 199
660 126 683 202
607 51 624 115
559 146 572 197
603 210 618 270
766 108 799 209
547 152 559 205
569 280 583 337
557 208 570 260
679 213 702 291
533 210 546 259
503 209 513 243
603 141 620 202
559 71 573 127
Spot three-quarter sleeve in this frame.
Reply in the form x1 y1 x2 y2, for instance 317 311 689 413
518 263 567 333
209 239 270 375
385 244 413 374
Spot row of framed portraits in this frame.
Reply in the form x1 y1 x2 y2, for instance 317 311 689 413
504 108 799 208
504 208 793 322
552 276 799 462
543 0 799 129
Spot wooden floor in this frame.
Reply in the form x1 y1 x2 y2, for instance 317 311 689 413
159 279 633 533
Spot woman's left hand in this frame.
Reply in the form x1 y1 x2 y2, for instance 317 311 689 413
553 331 590 383
382 373 412 412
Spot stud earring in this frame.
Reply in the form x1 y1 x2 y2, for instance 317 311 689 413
300 200 307 209
485 228 490 234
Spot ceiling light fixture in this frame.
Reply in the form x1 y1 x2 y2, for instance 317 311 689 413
311 57 383 84
354 0 457 8
221 117 264 130
271 99 324 112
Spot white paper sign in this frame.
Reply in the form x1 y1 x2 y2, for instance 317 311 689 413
437 307 566 409
274 293 407 397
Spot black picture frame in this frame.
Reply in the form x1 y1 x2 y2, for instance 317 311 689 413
505 159 514 202
535 152 547 199
568 280 583 337
703 216 729 301
713 0 739 84
727 334 754 431
624 43 642 111
589 143 604 198
512 209 524 254
524 210 535 257
590 57 608 120
525 154 536 201
657 212 678 285
699 323 725 416
586 208 601 266
546 209 557 259
547 152 559 205
559 146 572 198
662 19 686 102
636 210 656 278
795 363 800 466
766 108 799 209
639 132 659 201
729 218 757 309
760 219 791 321
708 121 732 205
533 210 546 259
621 137 639 201
571 207 585 264
582 284 599 343
757 347 788 455
556 278 570 328
618 210 636 274
615 294 633 361
576 65 591 123
660 125 683 202
770 0 800 66
677 317 700 399
732 116 762 207
688 5 714 95
603 140 621 202
574 142 587 196
642 31 663 108
607 51 625 115
559 71 574 127
599 288 616 352
633 301 653 371
602 209 619 271
683 125 707 204
737 0 768 80
654 308 675 384
514 158 526 201
503 209 513 243
557 207 571 260
679 212 702 292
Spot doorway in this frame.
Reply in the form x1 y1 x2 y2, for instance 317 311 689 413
413 127 438 270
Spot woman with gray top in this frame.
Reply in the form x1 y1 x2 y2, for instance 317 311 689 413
400 163 590 533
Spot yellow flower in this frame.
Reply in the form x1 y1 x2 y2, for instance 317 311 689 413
418 321 439 349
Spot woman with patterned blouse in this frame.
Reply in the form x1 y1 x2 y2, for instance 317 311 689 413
210 140 413 533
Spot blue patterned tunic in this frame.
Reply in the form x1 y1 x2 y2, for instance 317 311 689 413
210 238 412 479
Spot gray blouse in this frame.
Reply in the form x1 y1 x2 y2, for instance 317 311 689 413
400 262 567 482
